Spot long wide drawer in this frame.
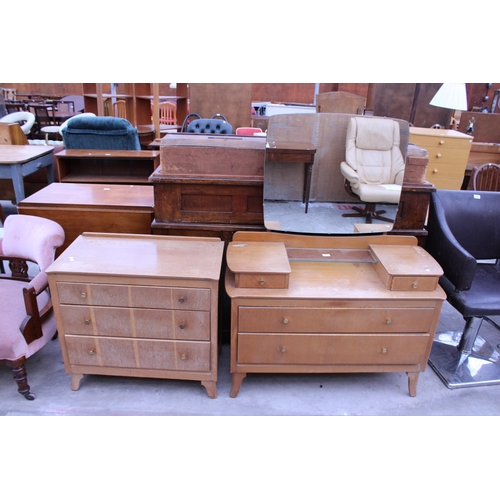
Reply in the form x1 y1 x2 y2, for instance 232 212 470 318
238 307 435 333
57 282 211 310
59 305 210 340
237 333 430 365
65 335 211 372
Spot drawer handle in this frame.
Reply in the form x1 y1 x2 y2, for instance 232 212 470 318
436 153 442 158
439 140 445 145
412 282 418 289
81 292 87 299
180 353 187 360
178 297 185 303
259 279 265 286
179 323 186 329
381 348 388 354
433 169 439 173
84 319 91 325
281 347 287 353
88 348 95 355
386 318 392 324
283 318 289 325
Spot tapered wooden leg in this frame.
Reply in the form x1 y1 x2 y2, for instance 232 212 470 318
230 372 246 398
11 363 35 400
71 373 84 391
407 372 419 397
201 381 217 399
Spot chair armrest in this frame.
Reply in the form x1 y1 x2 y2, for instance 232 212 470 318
425 194 476 291
340 161 360 188
20 271 51 344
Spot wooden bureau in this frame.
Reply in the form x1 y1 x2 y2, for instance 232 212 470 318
225 232 445 397
409 127 473 189
46 233 225 398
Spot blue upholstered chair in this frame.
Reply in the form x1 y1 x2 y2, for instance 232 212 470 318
61 116 141 150
186 118 232 134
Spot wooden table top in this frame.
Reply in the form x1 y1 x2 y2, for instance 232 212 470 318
55 149 159 159
18 182 154 210
0 145 54 163
47 233 225 281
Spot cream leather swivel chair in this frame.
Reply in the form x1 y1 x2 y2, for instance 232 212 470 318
340 117 405 223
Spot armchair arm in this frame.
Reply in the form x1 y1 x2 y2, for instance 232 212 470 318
425 194 476 291
340 161 360 189
20 271 52 344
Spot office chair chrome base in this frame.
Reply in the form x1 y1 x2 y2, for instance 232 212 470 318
428 330 500 389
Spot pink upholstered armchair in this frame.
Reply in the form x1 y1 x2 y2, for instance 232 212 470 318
0 215 65 399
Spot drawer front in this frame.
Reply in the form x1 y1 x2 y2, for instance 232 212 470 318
59 305 210 340
65 335 210 372
237 333 430 365
238 307 435 333
57 282 211 310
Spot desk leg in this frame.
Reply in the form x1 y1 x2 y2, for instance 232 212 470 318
303 162 313 214
10 164 25 204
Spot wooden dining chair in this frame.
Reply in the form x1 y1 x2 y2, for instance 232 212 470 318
159 102 177 125
113 100 127 119
467 163 500 191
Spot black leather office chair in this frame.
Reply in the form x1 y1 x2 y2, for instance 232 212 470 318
425 189 500 388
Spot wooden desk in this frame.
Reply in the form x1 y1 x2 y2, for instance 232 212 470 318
55 149 160 184
18 182 154 255
47 233 225 398
0 145 54 203
266 141 316 213
225 231 445 397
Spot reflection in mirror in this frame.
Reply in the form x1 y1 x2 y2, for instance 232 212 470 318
264 113 409 235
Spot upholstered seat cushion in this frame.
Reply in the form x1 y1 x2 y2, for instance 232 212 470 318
0 279 56 361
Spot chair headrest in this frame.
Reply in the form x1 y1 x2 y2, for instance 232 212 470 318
67 116 134 131
352 117 399 151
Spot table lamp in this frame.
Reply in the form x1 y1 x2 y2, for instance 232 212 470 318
429 83 468 128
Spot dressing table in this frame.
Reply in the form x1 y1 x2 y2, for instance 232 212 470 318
225 231 445 397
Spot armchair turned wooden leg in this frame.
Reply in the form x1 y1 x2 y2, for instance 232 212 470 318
10 361 35 400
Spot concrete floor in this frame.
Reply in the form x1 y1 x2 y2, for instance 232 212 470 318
2 199 500 416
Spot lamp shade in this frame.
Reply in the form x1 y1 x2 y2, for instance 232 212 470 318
429 83 468 111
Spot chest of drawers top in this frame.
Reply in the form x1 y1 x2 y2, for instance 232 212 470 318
46 232 224 283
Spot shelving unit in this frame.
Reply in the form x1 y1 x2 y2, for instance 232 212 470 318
82 83 189 140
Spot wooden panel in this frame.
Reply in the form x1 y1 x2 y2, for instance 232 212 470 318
189 83 252 131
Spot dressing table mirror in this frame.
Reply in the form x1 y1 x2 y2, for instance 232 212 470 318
263 113 410 235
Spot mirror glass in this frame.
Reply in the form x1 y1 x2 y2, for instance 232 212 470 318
263 113 409 235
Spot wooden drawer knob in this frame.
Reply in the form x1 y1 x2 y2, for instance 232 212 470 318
283 318 289 324
88 348 95 355
180 353 187 360
381 348 388 354
433 169 439 173
436 153 442 158
439 140 445 145
412 282 418 289
179 323 186 329
178 297 185 303
281 347 287 353
386 318 392 324
259 279 265 286
84 318 91 325
81 292 87 299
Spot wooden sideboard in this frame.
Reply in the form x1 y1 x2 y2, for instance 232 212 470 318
46 233 225 398
225 231 445 397
55 149 160 184
18 182 154 255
